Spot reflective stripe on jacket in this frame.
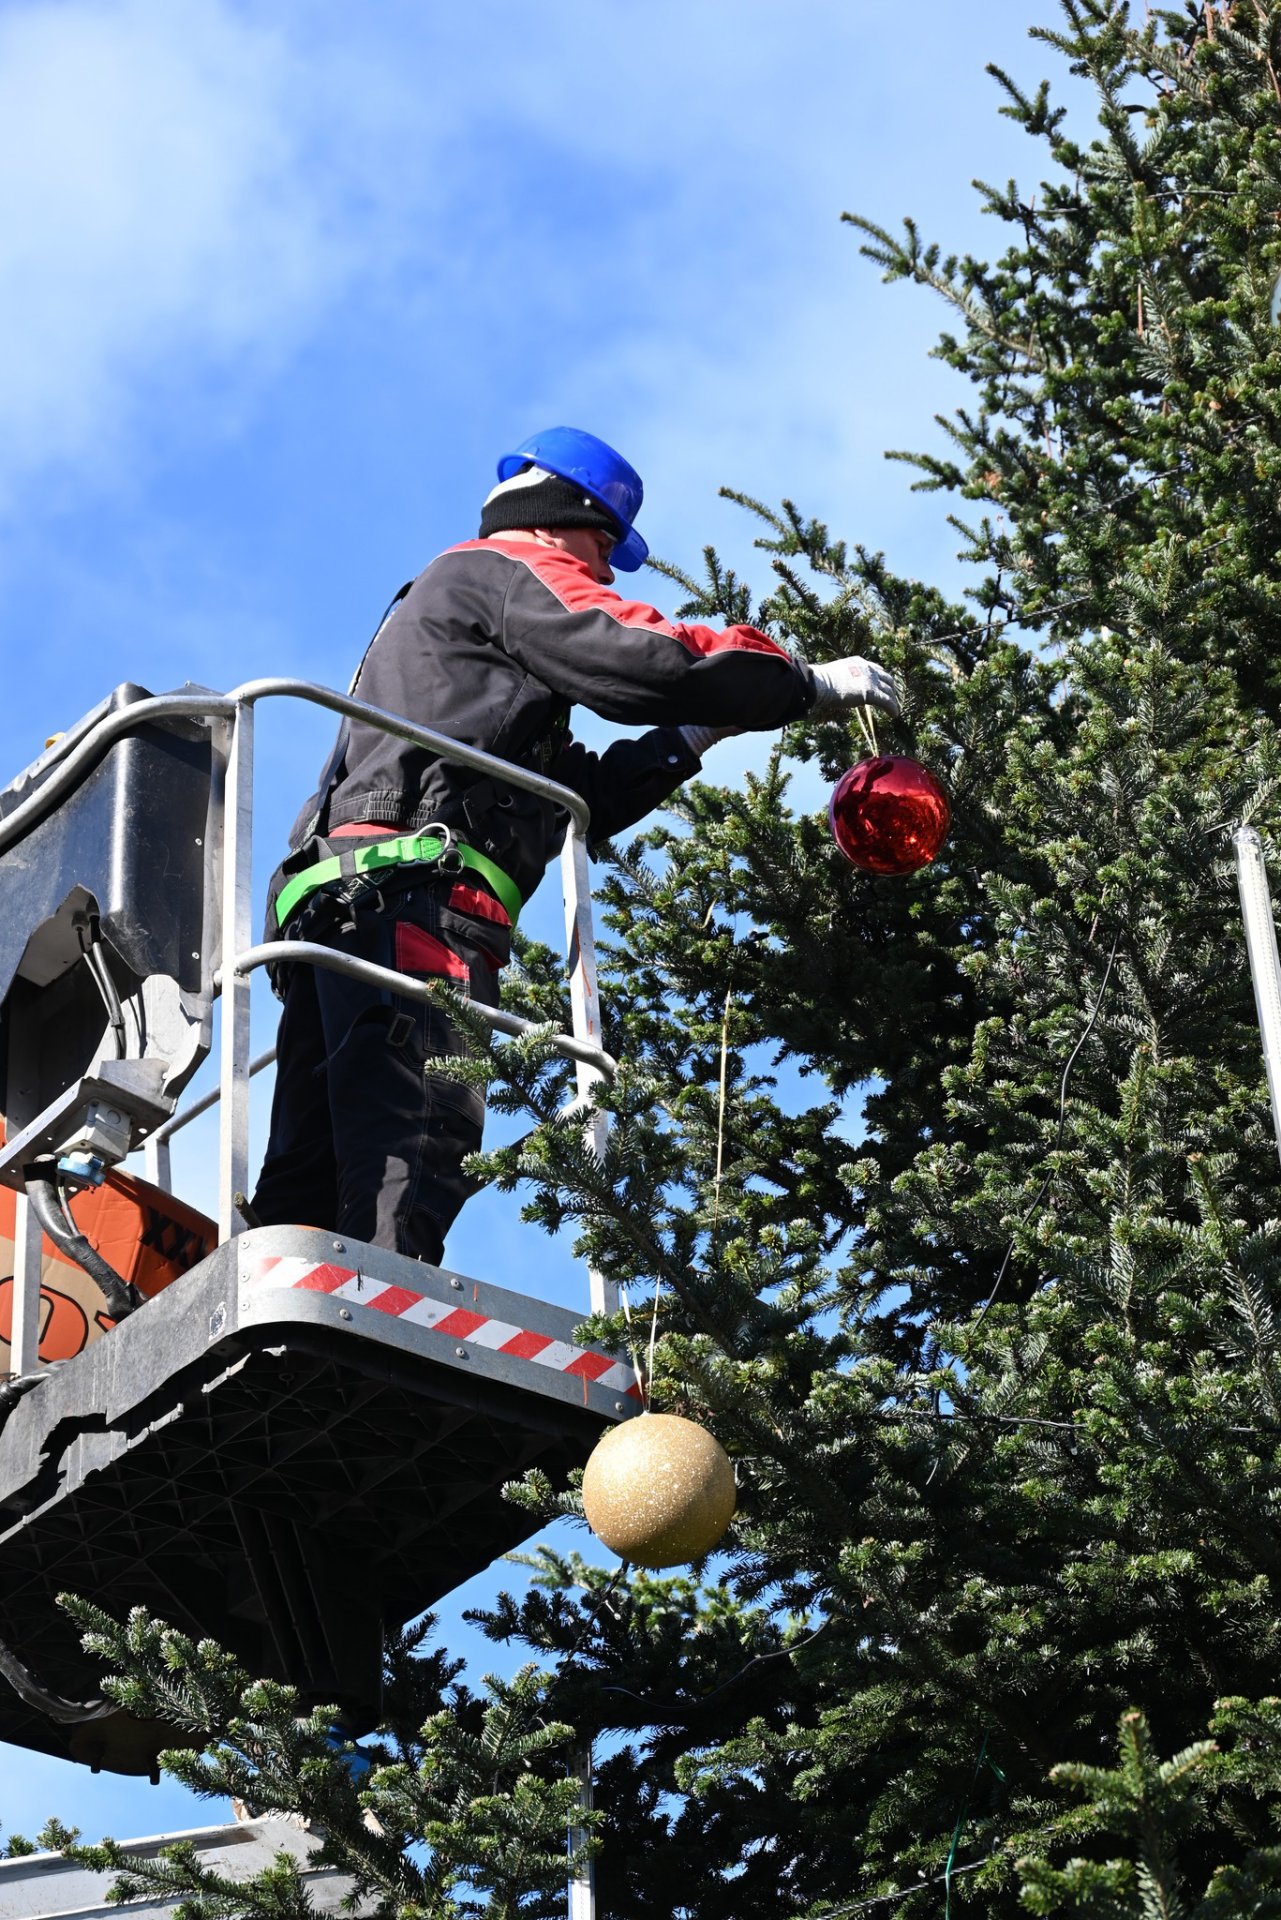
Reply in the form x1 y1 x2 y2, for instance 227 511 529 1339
304 537 817 907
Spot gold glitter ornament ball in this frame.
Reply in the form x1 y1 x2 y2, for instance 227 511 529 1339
581 1413 737 1568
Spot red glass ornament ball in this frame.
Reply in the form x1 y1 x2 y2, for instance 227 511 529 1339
829 755 951 876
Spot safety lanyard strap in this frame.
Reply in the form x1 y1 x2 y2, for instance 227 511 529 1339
275 834 522 929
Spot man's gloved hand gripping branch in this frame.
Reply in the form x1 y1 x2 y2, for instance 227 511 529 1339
251 427 900 1264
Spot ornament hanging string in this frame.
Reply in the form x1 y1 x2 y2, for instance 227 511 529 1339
617 1287 648 1409
645 1277 662 1410
643 971 739 1403
854 704 879 757
678 978 736 1395
635 970 741 1405
713 985 733 1230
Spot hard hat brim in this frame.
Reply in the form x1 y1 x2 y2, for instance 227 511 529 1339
610 525 648 572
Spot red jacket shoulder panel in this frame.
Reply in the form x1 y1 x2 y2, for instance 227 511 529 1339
442 538 792 664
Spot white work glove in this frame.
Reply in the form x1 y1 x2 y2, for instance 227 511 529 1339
676 723 739 758
808 656 901 720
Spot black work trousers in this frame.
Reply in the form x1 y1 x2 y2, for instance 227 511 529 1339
251 876 507 1264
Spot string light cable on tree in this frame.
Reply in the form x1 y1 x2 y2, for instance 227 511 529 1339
975 923 1123 1323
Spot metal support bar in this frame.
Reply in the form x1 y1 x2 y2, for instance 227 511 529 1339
144 1049 277 1191
1235 825 1281 1167
229 676 591 833
218 705 255 1241
9 1192 43 1378
0 677 586 849
40 678 619 1313
228 943 618 1081
141 1131 172 1195
152 1050 278 1147
147 1043 604 1170
568 1744 596 1920
562 833 616 1316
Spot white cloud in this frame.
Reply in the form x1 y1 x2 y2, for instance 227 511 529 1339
0 0 1089 596
363 0 1077 591
0 0 422 505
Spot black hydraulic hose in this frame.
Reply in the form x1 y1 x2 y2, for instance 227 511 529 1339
0 1368 46 1442
88 945 127 1058
24 1166 141 1320
0 1362 112 1723
0 1372 44 1422
75 921 126 1059
0 1634 112 1724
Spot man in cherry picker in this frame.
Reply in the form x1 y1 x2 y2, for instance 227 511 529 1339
251 428 899 1265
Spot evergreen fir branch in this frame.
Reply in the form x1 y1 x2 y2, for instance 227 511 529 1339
51 1598 597 1917
986 63 1069 139
841 212 1051 366
35 12 1281 1911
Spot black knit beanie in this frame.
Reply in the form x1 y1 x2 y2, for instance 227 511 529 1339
479 464 622 543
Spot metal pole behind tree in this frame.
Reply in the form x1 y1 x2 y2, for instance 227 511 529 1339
561 831 617 1317
1234 825 1281 1165
218 702 255 1241
568 1745 596 1920
8 1193 42 1378
562 829 605 1917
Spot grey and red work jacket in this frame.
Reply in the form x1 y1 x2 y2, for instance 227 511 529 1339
280 535 819 953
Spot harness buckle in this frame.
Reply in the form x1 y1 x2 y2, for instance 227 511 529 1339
419 822 464 876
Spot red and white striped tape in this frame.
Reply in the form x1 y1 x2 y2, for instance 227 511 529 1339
249 1254 642 1399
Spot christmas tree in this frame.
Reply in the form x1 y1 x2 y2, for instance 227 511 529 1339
28 3 1281 1913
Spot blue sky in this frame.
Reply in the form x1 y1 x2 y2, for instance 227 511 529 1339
0 0 1091 1853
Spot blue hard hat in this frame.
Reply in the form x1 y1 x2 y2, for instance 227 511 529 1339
496 426 648 571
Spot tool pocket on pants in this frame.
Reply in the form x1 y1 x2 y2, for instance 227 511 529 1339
441 885 512 976
423 1069 486 1138
394 922 470 983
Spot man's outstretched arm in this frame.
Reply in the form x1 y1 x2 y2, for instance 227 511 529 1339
469 539 897 732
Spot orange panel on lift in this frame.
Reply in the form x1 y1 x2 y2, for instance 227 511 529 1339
0 1169 216 1369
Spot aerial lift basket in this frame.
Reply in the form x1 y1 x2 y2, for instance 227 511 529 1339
0 679 631 1767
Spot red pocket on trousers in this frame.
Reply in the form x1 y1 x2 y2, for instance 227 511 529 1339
394 923 469 982
448 883 510 927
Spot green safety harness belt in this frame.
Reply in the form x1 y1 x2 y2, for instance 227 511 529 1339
274 833 523 931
